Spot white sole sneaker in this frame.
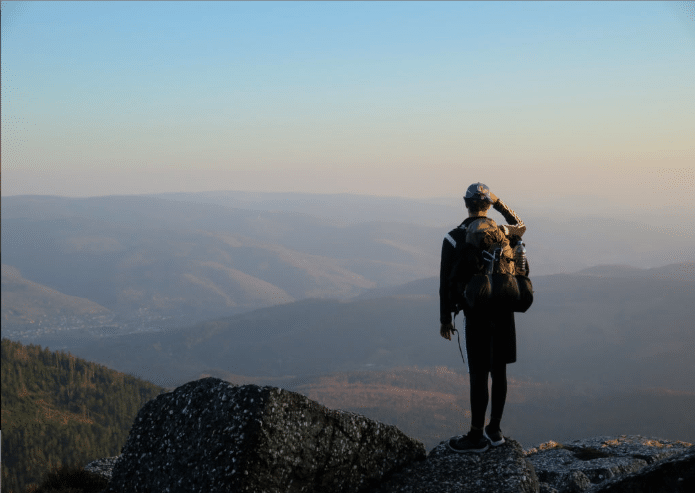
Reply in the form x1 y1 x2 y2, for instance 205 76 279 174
484 429 506 447
446 435 490 453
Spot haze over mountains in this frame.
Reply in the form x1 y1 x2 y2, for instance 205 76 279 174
2 194 439 323
3 192 693 325
2 264 110 322
25 264 692 391
3 192 693 391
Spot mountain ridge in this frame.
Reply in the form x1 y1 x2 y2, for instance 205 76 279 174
2 264 112 324
2 194 443 321
4 193 693 322
0 338 167 493
572 261 694 281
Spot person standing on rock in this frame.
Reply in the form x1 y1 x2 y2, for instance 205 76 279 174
439 182 527 453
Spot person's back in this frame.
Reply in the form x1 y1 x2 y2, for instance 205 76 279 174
439 182 526 453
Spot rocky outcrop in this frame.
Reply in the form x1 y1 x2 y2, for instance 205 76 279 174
525 436 693 493
102 377 425 493
369 437 539 493
90 378 693 492
589 444 695 493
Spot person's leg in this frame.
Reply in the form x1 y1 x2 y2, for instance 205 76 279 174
464 311 492 435
448 369 490 453
489 364 507 430
469 370 489 435
484 364 507 446
448 311 492 452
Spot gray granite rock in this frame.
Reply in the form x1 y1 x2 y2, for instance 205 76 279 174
525 435 693 493
102 377 425 493
539 483 560 493
369 438 540 493
87 385 693 493
588 445 695 493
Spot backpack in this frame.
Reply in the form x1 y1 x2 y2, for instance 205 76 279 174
448 217 533 313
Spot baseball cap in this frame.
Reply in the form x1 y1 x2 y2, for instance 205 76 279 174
464 182 493 203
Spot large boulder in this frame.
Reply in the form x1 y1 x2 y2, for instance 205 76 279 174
525 435 693 493
369 437 540 493
103 377 425 493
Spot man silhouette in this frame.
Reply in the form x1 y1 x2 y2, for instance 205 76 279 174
439 182 526 453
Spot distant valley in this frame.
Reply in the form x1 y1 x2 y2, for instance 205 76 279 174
13 262 694 396
293 367 695 449
3 192 693 327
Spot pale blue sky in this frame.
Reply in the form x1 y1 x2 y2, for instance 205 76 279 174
2 1 694 212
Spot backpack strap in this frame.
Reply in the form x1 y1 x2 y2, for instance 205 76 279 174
445 223 469 249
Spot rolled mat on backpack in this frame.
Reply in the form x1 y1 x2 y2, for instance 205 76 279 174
514 274 534 313
464 273 533 313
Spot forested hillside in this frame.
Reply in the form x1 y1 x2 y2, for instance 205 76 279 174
0 338 167 493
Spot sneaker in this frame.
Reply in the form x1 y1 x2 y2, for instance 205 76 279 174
447 432 489 453
484 425 505 446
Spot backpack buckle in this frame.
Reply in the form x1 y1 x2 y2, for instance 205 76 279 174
482 248 501 275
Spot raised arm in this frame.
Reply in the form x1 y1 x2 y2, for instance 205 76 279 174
492 198 526 237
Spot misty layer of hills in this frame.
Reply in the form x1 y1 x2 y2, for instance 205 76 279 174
3 192 693 325
3 192 694 392
2 194 439 322
24 262 695 397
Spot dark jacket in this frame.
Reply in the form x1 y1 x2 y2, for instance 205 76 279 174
439 199 526 325
438 200 527 369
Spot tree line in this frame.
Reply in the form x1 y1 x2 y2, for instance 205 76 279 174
1 338 167 493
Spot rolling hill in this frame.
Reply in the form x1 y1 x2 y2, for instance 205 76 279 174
1 195 440 321
4 193 693 326
1 264 111 324
28 261 693 396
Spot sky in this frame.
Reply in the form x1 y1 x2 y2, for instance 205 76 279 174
1 1 694 214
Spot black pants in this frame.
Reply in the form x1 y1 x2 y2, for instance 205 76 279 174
470 365 507 430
